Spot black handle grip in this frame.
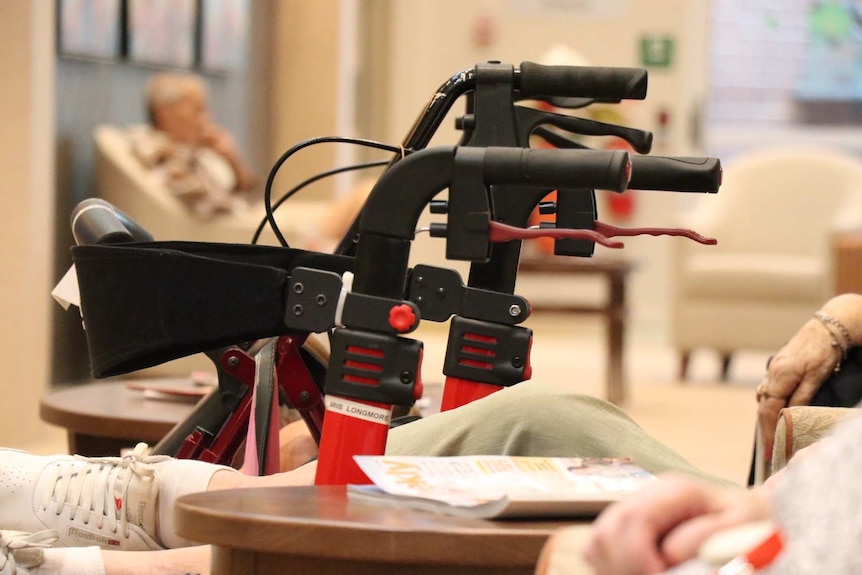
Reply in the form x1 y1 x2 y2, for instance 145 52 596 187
628 156 722 193
71 198 153 246
483 148 631 193
518 62 648 101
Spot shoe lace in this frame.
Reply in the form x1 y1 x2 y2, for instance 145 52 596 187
40 443 170 540
0 530 58 574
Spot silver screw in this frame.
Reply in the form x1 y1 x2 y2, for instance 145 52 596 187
508 304 521 317
293 283 304 294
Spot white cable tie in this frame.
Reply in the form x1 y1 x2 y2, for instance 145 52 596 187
334 271 354 327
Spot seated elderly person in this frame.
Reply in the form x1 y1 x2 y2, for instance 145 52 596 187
128 72 257 219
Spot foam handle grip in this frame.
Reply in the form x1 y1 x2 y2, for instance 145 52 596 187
482 148 631 193
629 156 722 193
518 62 648 101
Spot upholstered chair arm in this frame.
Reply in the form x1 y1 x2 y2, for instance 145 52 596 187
770 406 858 476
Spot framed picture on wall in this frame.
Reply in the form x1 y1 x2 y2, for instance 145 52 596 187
200 0 249 71
127 0 198 68
57 0 123 60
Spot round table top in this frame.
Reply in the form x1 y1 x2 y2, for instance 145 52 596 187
175 485 573 568
39 380 200 441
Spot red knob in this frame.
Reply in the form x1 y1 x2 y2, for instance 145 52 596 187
388 304 416 332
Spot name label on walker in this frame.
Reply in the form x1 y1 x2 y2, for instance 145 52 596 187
324 395 392 425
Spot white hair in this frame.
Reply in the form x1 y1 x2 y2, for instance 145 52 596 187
145 72 206 124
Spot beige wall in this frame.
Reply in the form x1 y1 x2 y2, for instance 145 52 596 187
0 1 65 451
269 0 341 201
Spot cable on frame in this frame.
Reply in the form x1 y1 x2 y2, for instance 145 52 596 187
252 159 389 244
263 136 409 246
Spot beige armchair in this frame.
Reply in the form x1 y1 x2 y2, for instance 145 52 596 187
93 124 324 246
671 146 862 380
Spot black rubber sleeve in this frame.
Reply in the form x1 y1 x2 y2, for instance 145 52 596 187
482 148 631 193
628 156 722 193
518 62 648 101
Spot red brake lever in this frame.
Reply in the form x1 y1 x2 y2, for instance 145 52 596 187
486 221 716 248
488 221 624 248
595 221 716 245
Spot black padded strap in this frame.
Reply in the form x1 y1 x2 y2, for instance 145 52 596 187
71 241 353 377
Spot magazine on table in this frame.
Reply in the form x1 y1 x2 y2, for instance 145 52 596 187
347 455 657 519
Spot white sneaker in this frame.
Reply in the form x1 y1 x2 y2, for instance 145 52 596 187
0 443 171 551
0 530 58 575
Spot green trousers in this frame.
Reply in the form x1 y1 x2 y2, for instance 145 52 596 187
386 379 738 487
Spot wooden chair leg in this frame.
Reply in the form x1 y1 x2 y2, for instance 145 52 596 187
720 353 732 381
678 351 691 382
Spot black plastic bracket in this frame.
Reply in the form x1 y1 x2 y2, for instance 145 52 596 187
553 188 598 257
442 316 533 386
325 327 422 406
284 267 343 333
446 147 493 262
407 264 530 324
341 292 420 334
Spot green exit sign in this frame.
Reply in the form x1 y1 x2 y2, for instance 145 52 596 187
640 35 674 68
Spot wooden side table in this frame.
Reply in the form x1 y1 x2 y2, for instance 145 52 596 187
175 485 577 575
40 380 199 456
518 257 634 405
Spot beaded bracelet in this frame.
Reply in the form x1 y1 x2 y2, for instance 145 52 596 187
814 311 852 345
813 311 850 372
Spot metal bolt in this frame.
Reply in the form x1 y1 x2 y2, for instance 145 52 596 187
293 282 304 294
227 356 239 368
415 276 425 287
292 304 304 315
511 356 524 368
509 304 522 317
436 287 446 298
399 370 414 384
299 391 311 403
315 294 327 306
415 296 425 308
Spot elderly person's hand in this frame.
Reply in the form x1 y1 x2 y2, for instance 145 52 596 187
202 122 257 192
756 294 862 468
578 475 771 575
756 319 841 468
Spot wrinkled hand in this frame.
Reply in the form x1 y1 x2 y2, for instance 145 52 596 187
202 123 238 158
582 475 772 575
757 319 838 466
202 123 257 191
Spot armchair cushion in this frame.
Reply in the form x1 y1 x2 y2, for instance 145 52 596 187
681 253 823 302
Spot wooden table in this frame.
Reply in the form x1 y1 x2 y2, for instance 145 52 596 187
518 257 633 405
175 485 575 575
40 380 199 456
